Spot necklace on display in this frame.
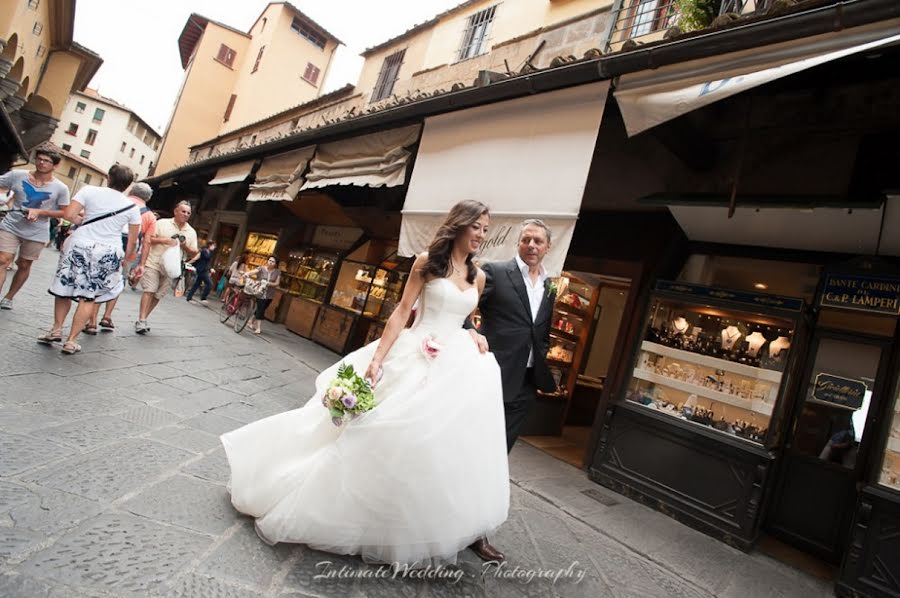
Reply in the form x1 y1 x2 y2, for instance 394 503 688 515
672 317 689 333
721 325 742 349
769 335 791 358
744 331 767 357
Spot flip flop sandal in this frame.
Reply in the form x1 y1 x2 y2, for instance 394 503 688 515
83 326 98 335
99 318 115 330
37 331 63 345
61 342 82 355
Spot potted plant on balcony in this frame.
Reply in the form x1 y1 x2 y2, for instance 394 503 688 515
674 0 722 32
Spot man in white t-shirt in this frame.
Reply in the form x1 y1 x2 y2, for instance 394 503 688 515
132 200 198 334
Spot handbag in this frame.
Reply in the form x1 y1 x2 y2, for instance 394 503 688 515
244 278 268 298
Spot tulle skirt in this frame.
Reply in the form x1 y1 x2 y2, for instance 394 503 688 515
221 326 509 565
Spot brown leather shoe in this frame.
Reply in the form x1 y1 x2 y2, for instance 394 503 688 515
469 537 506 563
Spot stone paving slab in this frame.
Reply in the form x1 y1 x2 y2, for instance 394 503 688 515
4 487 103 537
30 415 149 451
19 512 212 596
23 439 194 501
149 425 223 454
196 521 296 590
0 433 74 477
122 474 240 536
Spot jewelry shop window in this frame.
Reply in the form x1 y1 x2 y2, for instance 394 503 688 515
625 293 798 445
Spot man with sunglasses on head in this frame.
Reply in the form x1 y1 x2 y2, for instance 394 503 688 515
0 144 70 310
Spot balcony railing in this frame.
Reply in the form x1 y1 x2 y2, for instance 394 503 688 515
605 0 772 53
605 0 680 53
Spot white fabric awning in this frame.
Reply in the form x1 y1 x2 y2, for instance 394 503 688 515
302 124 420 190
207 160 256 185
398 82 610 276
247 146 315 202
668 201 900 256
615 20 900 137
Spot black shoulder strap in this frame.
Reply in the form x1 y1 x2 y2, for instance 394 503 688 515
80 203 136 227
139 206 151 214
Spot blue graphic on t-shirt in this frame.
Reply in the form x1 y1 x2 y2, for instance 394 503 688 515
21 180 52 208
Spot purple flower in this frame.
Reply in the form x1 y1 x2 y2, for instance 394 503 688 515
342 394 357 409
331 416 344 427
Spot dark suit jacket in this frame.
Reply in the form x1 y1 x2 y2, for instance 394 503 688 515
473 259 557 402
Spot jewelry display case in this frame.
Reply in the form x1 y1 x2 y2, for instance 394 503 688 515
625 294 796 445
592 281 807 550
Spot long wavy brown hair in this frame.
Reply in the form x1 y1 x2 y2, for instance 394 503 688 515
422 200 490 284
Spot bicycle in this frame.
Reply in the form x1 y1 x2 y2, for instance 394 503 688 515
219 278 267 333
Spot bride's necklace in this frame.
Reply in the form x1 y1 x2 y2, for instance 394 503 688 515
450 260 466 274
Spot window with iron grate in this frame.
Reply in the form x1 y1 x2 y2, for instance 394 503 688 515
371 49 406 103
457 5 497 61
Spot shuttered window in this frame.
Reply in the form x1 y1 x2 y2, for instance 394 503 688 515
223 94 237 122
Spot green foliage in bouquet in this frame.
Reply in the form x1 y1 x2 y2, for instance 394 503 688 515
324 363 377 426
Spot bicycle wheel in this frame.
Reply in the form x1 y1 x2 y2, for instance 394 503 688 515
234 296 254 333
219 293 237 323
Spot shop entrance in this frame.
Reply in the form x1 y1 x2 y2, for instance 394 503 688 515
521 271 631 468
767 326 892 563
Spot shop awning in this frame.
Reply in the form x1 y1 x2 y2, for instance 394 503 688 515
658 195 900 256
615 20 900 137
207 160 256 185
398 82 610 276
302 124 420 190
247 146 316 202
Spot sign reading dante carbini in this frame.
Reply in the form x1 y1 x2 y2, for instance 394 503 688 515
813 373 867 410
821 274 900 316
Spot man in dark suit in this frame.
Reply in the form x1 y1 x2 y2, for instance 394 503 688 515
466 219 557 562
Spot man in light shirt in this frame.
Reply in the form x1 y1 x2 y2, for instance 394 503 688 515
132 200 198 334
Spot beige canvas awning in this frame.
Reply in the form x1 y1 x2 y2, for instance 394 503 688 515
398 82 610 276
302 124 421 190
247 146 316 202
615 20 900 137
207 160 256 185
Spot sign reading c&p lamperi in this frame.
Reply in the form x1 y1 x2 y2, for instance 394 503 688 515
820 274 900 316
813 373 867 410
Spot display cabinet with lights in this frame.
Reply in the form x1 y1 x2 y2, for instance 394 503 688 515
523 274 599 436
244 232 279 269
591 280 808 550
282 247 339 338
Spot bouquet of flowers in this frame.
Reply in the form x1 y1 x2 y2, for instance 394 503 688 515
322 363 377 426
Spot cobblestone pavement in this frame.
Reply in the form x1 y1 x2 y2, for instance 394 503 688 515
0 256 833 597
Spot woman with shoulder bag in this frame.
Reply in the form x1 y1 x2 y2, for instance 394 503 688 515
39 165 139 354
247 256 280 335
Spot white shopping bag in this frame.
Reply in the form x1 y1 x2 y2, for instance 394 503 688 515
162 245 182 279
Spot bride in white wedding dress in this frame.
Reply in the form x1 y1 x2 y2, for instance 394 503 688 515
221 200 509 566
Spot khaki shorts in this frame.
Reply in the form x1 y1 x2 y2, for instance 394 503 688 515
0 229 45 261
140 266 172 299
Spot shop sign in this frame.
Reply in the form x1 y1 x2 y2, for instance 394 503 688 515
312 226 362 251
812 373 867 410
820 274 900 316
655 281 805 312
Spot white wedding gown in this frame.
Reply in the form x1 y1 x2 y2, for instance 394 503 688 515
221 277 510 565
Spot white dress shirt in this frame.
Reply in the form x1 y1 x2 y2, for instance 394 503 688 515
515 254 548 367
